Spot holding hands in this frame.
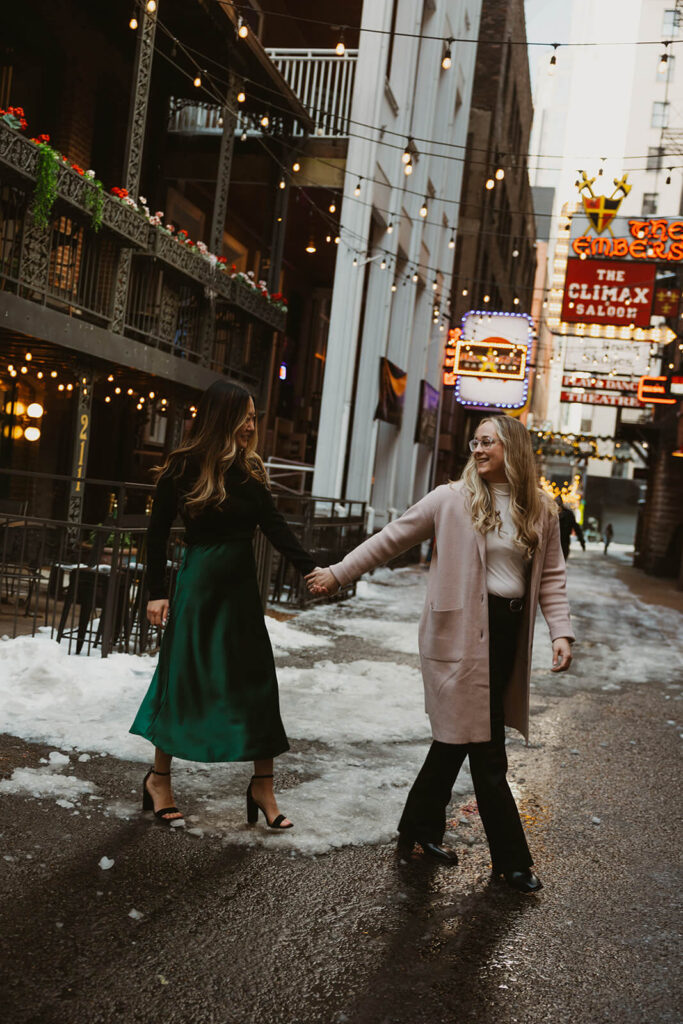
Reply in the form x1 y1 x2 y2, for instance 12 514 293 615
305 567 339 596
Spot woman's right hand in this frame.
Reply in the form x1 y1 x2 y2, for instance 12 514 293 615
305 567 340 596
147 599 170 627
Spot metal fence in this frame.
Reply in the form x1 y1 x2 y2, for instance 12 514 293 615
0 493 366 658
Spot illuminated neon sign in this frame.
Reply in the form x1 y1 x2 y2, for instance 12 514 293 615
636 375 677 405
455 311 533 410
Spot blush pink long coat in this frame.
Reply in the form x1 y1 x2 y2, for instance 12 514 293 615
329 481 574 745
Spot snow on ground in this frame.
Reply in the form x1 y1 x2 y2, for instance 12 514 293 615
0 555 679 853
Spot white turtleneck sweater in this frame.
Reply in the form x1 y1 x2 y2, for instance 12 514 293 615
485 483 527 599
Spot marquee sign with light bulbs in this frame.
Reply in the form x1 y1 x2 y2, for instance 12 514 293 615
452 311 533 410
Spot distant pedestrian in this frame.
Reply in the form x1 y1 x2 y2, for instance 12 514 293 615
603 523 614 555
306 416 574 894
556 497 585 560
130 380 315 830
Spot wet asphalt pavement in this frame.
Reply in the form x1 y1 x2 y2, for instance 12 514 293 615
1 549 681 1024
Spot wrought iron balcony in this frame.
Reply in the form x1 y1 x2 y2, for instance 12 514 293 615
168 48 358 139
0 120 286 376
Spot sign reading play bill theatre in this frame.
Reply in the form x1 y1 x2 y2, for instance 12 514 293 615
561 258 655 328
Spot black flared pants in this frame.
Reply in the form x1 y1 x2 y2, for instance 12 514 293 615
398 596 532 873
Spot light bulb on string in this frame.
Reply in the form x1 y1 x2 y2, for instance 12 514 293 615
401 140 413 164
659 46 669 74
279 178 286 189
329 202 336 213
334 235 340 245
326 234 332 243
512 248 519 258
412 271 419 283
354 178 362 196
237 17 248 39
419 198 428 218
441 41 453 70
666 168 672 184
380 258 387 270
387 220 394 233
391 283 397 292
237 90 246 103
485 178 495 190
495 168 505 181
292 161 301 172
193 73 202 89
305 236 317 254
146 0 156 11
483 294 490 303
129 12 138 30
462 288 468 296
448 235 455 249
513 296 519 306
404 160 413 176
432 280 438 291
335 28 346 56
241 131 247 142
352 255 358 267
548 43 558 74
260 115 269 128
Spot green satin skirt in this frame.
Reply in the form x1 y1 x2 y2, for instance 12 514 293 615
130 540 289 762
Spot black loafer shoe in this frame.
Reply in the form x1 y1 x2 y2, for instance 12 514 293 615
397 836 459 865
500 869 543 893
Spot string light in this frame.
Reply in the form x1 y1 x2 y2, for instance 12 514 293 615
549 43 559 73
279 178 286 189
237 18 249 39
404 159 413 176
25 352 32 361
659 44 669 74
237 90 246 103
146 0 156 11
441 40 453 70
513 296 520 305
292 161 301 172
352 255 358 266
391 283 397 292
448 234 455 249
193 73 202 88
50 371 57 378
129 12 138 30
485 177 495 190
386 220 394 233
483 294 490 303
401 140 412 164
495 167 505 181
412 271 419 283
354 178 362 196
305 236 317 254
335 28 346 56
419 198 428 218
329 202 336 213
666 168 672 184
462 288 468 296
260 115 270 128
380 258 387 269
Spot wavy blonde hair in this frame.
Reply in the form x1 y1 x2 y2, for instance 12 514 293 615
154 380 268 516
461 415 556 559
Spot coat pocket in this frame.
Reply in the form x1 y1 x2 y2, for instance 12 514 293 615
420 607 464 663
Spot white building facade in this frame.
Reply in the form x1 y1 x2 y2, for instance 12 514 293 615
312 0 482 525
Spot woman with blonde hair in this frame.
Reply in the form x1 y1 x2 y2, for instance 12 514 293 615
131 380 315 830
306 415 573 892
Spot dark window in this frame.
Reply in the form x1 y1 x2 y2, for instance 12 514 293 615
385 0 399 83
642 193 658 216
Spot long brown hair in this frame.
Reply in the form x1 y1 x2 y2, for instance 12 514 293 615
154 380 268 515
461 415 556 558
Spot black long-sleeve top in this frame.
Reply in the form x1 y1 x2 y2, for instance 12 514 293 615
146 460 316 599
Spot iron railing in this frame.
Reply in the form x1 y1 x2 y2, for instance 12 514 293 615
168 48 358 139
0 121 287 343
0 490 366 657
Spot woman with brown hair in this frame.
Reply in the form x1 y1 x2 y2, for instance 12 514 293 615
130 380 315 830
306 415 574 892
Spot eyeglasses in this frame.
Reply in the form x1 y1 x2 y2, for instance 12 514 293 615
468 437 497 452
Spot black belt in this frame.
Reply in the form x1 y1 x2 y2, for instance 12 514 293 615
488 594 525 613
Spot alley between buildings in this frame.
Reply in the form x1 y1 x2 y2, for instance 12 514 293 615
0 546 680 1024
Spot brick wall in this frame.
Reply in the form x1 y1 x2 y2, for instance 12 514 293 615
636 412 683 578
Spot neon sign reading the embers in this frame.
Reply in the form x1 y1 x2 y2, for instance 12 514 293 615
572 219 683 262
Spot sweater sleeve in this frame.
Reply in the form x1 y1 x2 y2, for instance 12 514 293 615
257 487 316 577
146 473 179 600
329 487 439 587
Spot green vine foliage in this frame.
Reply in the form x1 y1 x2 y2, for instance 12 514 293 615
32 144 58 229
84 178 104 232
